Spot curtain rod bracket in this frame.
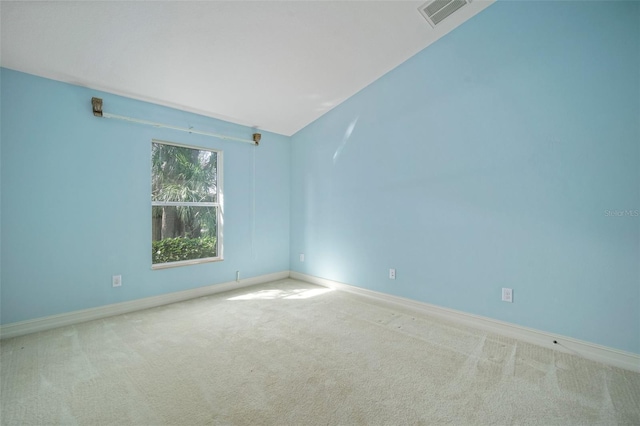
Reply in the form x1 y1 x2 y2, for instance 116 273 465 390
252 133 261 146
91 97 103 117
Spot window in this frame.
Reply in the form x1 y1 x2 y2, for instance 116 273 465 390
151 140 222 268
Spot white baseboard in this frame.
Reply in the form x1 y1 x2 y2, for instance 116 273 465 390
0 271 289 340
290 271 640 373
4 270 638 373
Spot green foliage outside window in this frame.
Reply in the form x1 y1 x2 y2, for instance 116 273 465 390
152 236 217 264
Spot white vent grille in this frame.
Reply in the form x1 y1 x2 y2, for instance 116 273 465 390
418 0 469 27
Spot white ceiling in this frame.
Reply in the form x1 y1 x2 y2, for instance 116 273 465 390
1 1 494 136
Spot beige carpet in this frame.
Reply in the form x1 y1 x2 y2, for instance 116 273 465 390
1 279 639 425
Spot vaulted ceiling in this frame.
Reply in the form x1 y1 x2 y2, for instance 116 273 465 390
1 1 494 136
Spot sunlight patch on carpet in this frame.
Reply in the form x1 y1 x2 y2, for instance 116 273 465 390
227 287 333 301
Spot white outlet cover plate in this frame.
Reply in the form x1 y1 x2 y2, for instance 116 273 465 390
112 275 122 287
502 288 513 302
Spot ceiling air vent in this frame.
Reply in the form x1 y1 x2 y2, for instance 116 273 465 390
418 0 470 27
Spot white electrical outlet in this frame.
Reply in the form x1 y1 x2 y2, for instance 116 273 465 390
389 268 396 280
299 253 305 262
502 288 513 303
112 275 122 287
236 271 240 282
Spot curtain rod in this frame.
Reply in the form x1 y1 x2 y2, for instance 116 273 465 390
91 97 261 145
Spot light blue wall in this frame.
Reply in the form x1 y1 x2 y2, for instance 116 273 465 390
1 1 638 355
1 69 290 324
290 1 640 354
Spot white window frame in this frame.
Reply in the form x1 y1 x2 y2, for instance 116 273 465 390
151 139 223 269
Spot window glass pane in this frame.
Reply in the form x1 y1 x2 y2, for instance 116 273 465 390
152 143 217 203
152 206 218 264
